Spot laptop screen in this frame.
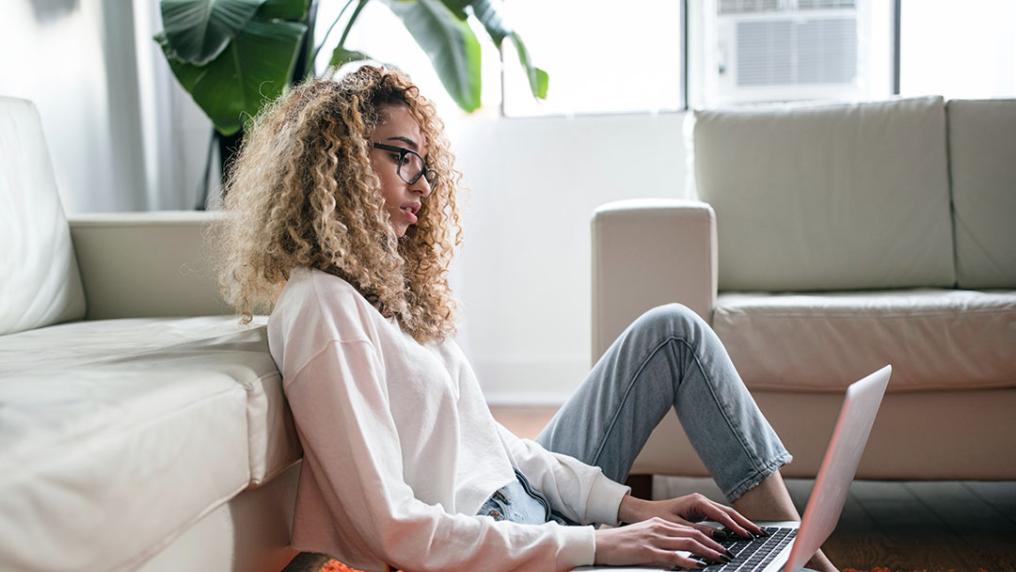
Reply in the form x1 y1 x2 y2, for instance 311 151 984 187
784 365 891 572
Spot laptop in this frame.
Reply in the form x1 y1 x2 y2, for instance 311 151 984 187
578 364 892 572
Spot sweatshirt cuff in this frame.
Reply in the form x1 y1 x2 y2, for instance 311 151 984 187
585 473 632 526
557 523 597 569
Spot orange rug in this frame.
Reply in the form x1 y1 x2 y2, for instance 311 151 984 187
318 562 363 572
319 561 399 572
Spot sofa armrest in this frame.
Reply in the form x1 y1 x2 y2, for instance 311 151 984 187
591 199 717 365
68 211 235 319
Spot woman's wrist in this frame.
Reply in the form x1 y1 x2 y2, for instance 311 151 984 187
616 492 651 524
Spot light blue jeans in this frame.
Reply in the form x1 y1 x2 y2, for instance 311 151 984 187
476 303 793 526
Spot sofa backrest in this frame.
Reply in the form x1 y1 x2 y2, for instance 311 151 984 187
688 96 956 292
0 96 86 335
947 99 1016 289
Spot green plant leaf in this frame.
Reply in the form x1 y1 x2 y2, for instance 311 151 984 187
509 32 547 99
329 47 372 71
254 0 308 21
465 0 546 101
464 0 507 46
384 0 482 113
156 18 307 135
437 0 470 19
160 0 267 65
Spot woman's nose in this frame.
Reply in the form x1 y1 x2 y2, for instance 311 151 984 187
411 176 432 197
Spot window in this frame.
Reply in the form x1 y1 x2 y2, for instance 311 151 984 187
501 0 684 117
317 1 1014 118
689 0 894 107
899 0 1016 99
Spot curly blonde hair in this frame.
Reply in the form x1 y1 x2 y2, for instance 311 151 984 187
210 65 465 344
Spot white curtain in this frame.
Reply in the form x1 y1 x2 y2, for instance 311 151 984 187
132 0 218 211
0 0 212 213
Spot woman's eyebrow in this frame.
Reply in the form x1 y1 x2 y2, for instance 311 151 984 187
385 135 418 150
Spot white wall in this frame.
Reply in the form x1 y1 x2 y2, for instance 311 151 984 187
447 112 690 404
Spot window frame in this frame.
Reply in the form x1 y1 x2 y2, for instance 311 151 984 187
497 0 903 118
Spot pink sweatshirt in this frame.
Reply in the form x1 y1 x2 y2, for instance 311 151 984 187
266 267 631 572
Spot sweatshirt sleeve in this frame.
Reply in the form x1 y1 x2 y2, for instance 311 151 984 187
493 421 632 527
284 338 599 572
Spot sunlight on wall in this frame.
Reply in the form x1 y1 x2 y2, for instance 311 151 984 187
901 0 1016 98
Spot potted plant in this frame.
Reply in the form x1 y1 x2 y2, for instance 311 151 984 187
155 0 547 209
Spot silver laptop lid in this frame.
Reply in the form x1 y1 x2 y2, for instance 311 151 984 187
784 365 892 572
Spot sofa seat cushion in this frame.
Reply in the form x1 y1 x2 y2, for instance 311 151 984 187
0 316 299 571
713 289 1016 393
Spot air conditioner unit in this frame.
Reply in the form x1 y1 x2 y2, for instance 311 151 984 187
712 0 860 105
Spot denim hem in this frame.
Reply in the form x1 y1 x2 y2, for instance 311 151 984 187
723 451 793 503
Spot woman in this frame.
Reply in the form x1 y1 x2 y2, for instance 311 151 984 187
213 65 836 572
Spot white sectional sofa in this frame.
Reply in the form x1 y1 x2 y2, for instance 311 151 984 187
592 96 1016 482
0 97 302 571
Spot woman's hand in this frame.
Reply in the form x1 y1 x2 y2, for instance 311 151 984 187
618 492 764 539
594 516 734 569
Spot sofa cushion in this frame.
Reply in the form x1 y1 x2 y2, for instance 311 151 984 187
0 316 298 571
712 289 1016 393
689 96 955 291
0 96 86 335
947 99 1016 289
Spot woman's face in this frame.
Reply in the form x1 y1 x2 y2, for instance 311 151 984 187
368 104 433 238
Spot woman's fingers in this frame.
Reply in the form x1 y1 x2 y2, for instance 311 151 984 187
687 521 723 538
715 503 765 536
661 536 730 564
672 516 719 539
651 548 710 571
662 520 730 557
695 503 751 538
694 499 762 538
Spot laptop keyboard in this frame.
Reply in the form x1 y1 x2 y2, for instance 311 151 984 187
696 526 797 572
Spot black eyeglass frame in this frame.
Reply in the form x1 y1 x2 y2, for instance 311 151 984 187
371 142 438 186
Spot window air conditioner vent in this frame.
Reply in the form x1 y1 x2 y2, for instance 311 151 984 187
736 17 857 86
718 0 854 15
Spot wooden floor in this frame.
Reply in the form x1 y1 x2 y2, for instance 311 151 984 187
492 405 1016 572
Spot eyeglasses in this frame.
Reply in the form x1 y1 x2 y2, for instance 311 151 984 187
371 142 438 186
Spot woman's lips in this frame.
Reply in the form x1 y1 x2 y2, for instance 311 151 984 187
400 207 417 223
